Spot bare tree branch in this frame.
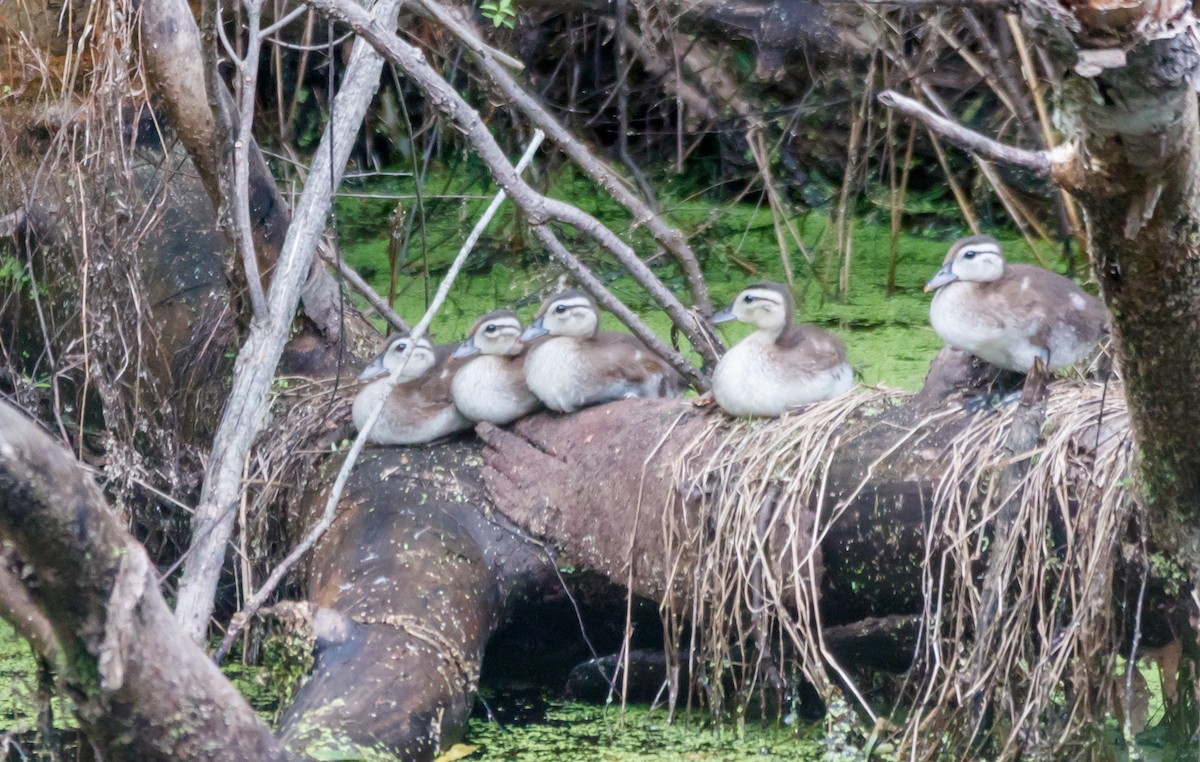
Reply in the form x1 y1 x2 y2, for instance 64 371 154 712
415 0 717 320
318 241 410 333
230 0 272 319
0 404 287 760
303 0 719 379
876 89 1065 175
173 0 406 643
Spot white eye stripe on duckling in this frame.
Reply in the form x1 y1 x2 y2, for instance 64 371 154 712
549 298 594 314
740 288 785 306
958 243 1001 260
481 318 522 335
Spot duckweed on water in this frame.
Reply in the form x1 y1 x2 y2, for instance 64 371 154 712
465 702 824 761
0 621 38 732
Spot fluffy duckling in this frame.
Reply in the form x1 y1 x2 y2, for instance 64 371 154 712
352 334 470 445
450 310 542 425
710 282 854 416
925 235 1107 374
520 290 685 413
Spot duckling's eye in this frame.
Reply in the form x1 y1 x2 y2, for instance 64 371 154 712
485 324 497 334
743 295 754 303
555 304 568 314
394 343 407 352
963 250 977 260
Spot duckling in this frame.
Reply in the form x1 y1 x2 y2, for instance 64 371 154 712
450 309 542 425
520 290 685 413
352 334 470 445
925 235 1107 374
710 282 854 416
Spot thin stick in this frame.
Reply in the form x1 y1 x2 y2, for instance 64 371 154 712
1006 13 1087 259
887 122 915 297
926 127 981 234
878 90 1059 175
212 132 546 664
317 241 410 333
415 0 714 317
231 0 270 319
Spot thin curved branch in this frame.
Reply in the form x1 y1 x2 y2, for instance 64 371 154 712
877 89 1079 185
418 0 714 317
305 0 719 376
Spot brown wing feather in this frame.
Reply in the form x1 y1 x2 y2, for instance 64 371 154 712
985 264 1107 343
589 331 686 392
775 324 849 375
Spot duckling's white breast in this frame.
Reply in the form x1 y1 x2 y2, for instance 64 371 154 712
523 337 590 412
451 355 540 424
930 283 1043 372
352 380 390 434
713 333 853 417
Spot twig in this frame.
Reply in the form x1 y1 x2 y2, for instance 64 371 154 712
317 240 410 333
415 0 715 318
301 0 717 377
408 0 525 71
230 0 270 319
212 132 546 664
878 89 1073 178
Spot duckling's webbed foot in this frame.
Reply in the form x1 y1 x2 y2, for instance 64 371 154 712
962 391 1022 415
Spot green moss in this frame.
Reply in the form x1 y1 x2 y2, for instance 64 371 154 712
0 620 38 731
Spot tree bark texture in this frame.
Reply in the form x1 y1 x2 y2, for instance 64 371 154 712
278 440 558 759
1017 1 1200 575
0 403 288 761
138 0 354 340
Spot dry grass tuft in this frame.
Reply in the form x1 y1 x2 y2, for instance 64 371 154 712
660 381 1137 759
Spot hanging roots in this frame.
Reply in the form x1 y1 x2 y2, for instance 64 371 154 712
661 381 1136 759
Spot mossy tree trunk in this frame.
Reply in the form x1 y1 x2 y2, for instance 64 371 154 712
1047 5 1200 574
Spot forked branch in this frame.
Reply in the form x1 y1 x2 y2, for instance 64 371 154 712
416 0 714 316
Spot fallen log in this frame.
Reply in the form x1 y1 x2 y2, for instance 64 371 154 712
281 349 1184 759
278 440 562 758
0 404 288 761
